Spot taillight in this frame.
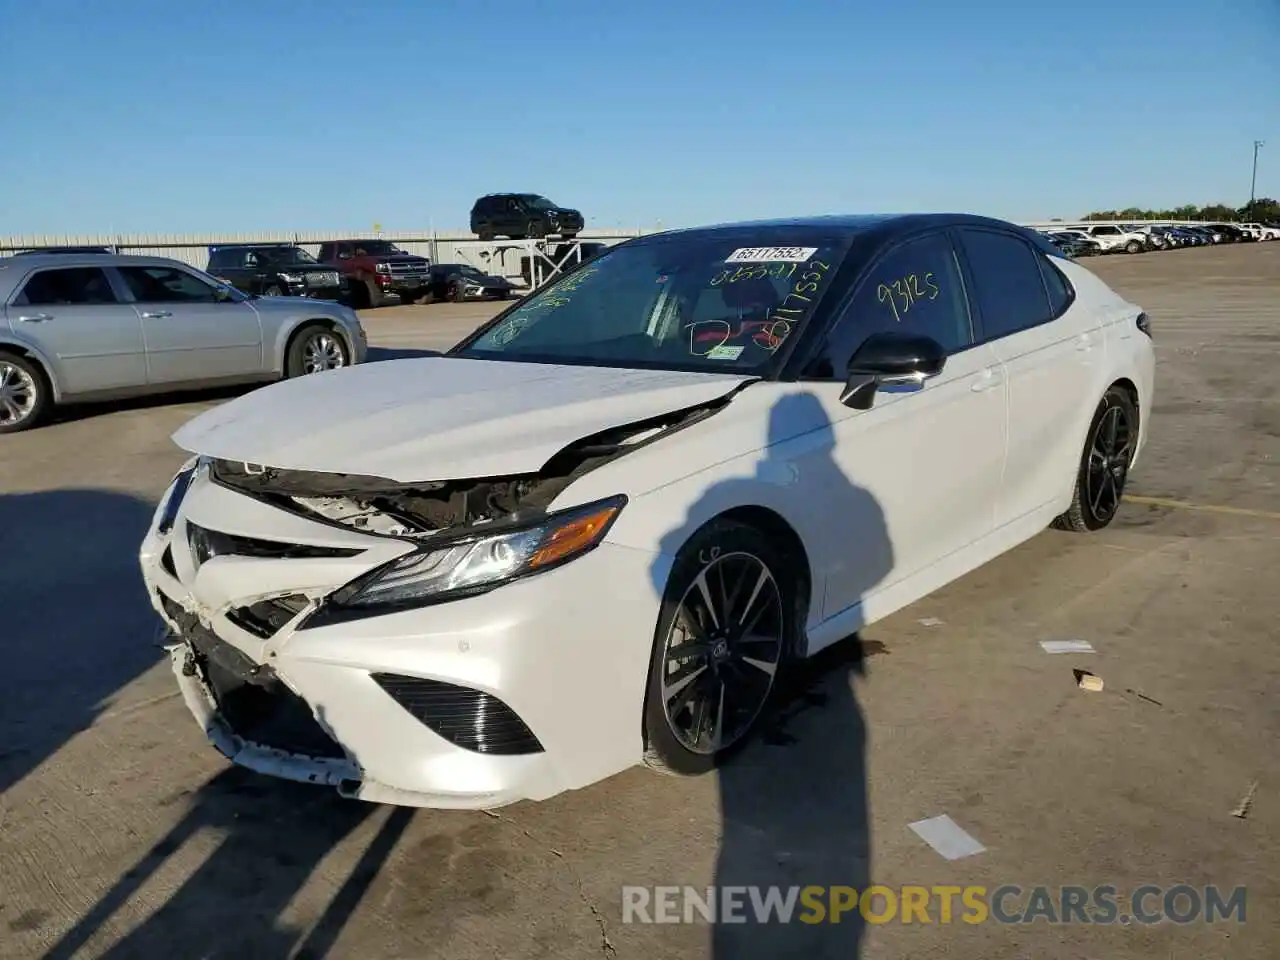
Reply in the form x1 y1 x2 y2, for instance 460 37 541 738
1136 312 1151 337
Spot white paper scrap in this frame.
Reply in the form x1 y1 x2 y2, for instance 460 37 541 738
908 815 987 861
918 617 944 627
1040 640 1096 654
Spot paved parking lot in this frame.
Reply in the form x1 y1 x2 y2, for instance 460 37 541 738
1 245 1277 959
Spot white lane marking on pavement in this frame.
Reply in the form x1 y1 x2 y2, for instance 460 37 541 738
909 815 986 861
1040 639 1096 654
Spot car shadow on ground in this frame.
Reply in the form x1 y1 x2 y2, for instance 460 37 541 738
41 767 413 960
651 391 894 959
0 489 162 794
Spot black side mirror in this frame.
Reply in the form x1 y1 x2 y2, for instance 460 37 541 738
840 331 947 409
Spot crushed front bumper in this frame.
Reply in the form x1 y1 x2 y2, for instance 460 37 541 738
139 463 660 809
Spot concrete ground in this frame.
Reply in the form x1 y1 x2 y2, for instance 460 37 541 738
1 244 1276 959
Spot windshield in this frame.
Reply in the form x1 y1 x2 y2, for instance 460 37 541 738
353 240 405 256
453 235 852 374
259 246 318 265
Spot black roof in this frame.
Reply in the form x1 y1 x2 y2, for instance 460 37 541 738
637 212 1062 257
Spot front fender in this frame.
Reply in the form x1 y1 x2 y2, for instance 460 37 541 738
266 314 361 376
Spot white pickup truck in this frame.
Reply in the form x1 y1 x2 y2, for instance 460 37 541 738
1074 224 1149 254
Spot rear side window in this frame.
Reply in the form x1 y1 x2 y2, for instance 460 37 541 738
1039 256 1073 317
957 229 1053 340
14 267 118 306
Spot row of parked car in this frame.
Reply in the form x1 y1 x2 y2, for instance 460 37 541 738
1039 221 1280 257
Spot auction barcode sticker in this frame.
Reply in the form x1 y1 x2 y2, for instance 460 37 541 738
724 246 818 263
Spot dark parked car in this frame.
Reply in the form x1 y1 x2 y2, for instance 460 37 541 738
471 193 585 241
1206 223 1249 243
1046 232 1102 258
426 263 515 302
206 243 345 300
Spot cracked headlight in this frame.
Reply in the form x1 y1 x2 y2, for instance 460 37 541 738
308 496 625 622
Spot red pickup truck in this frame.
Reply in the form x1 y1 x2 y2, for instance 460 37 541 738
317 239 432 308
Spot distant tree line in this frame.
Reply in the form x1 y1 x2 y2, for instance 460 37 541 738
1072 198 1280 223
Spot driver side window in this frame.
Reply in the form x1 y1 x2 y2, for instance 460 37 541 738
808 232 972 379
118 266 219 304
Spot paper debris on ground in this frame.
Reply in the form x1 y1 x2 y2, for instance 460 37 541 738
1074 670 1105 692
908 815 986 861
918 617 945 627
1040 639 1095 654
1230 781 1259 819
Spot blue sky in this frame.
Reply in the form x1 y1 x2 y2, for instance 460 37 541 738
0 0 1276 235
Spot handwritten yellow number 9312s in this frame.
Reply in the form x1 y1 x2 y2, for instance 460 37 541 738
876 272 939 323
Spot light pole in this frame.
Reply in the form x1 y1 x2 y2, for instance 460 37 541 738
1250 140 1265 208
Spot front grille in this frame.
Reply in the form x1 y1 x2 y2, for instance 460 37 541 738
304 271 340 287
371 674 544 755
186 521 362 568
387 262 428 278
226 594 310 639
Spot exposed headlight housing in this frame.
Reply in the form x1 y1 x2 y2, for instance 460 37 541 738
303 495 626 624
155 456 204 534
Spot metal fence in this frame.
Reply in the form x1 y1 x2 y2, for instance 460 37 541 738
0 228 651 274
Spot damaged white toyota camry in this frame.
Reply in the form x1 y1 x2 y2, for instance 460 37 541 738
140 214 1154 809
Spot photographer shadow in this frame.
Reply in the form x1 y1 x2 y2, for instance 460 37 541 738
652 390 894 959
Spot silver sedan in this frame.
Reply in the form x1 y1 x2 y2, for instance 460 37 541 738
0 251 368 433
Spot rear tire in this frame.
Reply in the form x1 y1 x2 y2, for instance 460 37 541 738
0 351 50 434
1053 386 1137 533
642 519 796 776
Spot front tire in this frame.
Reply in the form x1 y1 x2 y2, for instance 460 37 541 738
1053 386 1137 532
0 352 50 434
285 324 350 378
1125 240 1143 254
643 519 795 776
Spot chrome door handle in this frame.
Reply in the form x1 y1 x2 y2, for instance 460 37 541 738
16 313 53 323
141 310 173 319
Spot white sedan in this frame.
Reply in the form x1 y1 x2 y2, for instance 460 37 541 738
139 214 1155 809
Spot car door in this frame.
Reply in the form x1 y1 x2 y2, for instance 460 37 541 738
797 230 1008 620
115 264 265 384
955 227 1102 529
4 265 147 394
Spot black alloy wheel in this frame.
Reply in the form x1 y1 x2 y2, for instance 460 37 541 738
1054 386 1137 532
643 519 794 775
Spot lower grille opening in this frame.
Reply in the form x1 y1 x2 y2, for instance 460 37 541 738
201 648 347 759
226 594 310 639
371 674 544 756
161 544 177 578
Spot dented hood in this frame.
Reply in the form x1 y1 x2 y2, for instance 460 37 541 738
173 356 756 482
